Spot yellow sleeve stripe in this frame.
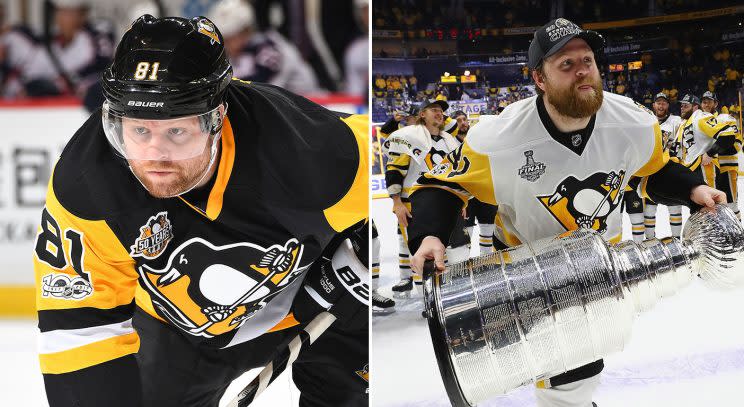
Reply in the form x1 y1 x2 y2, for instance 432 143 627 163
39 331 139 374
635 122 670 177
39 320 135 354
324 114 370 232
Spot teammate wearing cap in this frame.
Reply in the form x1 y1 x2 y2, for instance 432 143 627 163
383 100 460 297
639 92 685 239
408 18 725 407
671 92 739 222
33 15 369 407
700 91 742 219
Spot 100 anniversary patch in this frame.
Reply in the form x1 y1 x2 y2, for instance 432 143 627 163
130 212 174 259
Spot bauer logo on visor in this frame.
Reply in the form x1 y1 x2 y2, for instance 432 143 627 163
127 101 165 108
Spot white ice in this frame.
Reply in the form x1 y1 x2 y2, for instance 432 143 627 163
371 196 744 407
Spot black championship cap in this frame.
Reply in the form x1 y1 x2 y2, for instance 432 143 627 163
702 91 717 101
680 94 700 105
655 92 669 102
528 18 605 69
422 100 449 112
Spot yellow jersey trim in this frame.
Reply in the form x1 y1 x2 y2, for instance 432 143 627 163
324 114 370 232
39 332 140 374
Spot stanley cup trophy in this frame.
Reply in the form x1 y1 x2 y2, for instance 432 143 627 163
423 204 744 407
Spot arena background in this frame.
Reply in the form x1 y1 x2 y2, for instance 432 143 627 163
0 0 367 406
371 2 744 407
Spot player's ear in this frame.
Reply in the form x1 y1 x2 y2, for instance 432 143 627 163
532 68 546 93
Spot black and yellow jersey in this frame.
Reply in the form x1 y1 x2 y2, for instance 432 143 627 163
674 109 738 171
34 80 368 380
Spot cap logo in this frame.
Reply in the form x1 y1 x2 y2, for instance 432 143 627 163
546 19 581 42
197 19 220 45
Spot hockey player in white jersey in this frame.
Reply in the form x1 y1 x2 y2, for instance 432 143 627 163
408 18 725 407
384 100 460 297
700 91 742 218
644 92 685 238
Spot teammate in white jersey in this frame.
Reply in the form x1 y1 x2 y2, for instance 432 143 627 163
384 100 460 297
700 91 742 219
644 92 685 238
408 18 725 407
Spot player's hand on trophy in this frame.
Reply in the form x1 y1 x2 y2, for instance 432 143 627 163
412 236 447 274
392 199 412 227
701 153 714 166
690 184 727 208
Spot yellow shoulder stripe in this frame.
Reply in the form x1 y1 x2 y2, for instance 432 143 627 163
635 122 669 177
324 114 370 232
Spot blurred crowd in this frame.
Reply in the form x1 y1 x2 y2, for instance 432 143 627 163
0 0 368 109
373 0 739 30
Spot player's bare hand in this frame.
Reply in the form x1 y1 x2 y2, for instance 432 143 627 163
690 185 727 208
392 200 412 227
393 112 405 122
461 207 467 218
411 236 446 274
701 153 714 166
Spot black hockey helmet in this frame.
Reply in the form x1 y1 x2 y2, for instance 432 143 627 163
101 15 233 119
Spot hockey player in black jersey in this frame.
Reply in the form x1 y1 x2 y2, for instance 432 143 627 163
33 15 369 407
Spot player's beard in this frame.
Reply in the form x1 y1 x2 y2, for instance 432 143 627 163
129 150 213 198
545 75 604 119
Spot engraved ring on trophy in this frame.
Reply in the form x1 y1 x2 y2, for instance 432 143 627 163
423 204 744 407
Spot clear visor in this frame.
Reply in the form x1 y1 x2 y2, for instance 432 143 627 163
102 102 224 161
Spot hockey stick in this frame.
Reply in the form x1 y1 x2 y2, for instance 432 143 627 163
224 311 337 407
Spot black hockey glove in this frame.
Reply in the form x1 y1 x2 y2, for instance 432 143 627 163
292 229 369 330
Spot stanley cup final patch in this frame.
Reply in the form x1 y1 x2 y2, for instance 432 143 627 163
518 150 546 182
130 212 174 259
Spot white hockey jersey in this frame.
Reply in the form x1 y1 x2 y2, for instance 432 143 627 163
416 92 668 245
658 114 683 154
384 124 460 200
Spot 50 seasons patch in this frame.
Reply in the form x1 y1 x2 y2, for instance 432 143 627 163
131 212 174 259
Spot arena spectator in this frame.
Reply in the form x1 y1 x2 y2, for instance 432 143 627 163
19 0 113 99
0 3 42 98
208 0 319 94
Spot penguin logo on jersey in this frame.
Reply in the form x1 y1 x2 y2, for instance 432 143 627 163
130 212 174 259
537 170 625 234
424 146 449 171
139 238 307 338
